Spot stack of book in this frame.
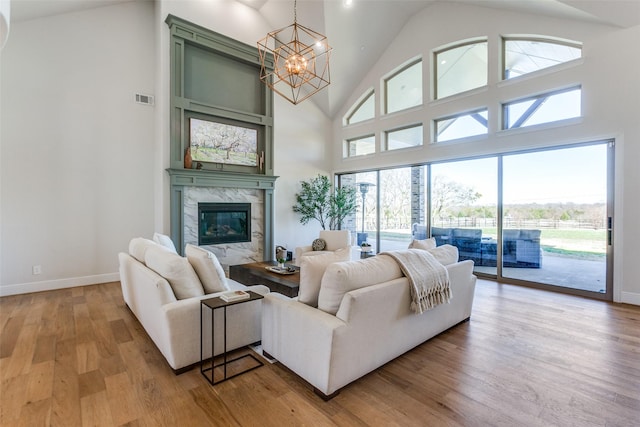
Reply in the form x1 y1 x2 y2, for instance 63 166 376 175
220 290 250 302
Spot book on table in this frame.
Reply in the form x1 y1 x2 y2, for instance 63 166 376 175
220 290 250 302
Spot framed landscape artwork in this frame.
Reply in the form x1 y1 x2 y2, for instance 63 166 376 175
189 117 258 167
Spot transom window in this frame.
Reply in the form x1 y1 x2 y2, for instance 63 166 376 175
344 135 376 158
503 87 581 130
435 109 488 142
435 41 487 99
385 125 423 151
346 90 375 125
385 60 422 114
504 38 582 79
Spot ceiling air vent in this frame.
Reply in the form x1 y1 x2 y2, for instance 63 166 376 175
135 93 154 106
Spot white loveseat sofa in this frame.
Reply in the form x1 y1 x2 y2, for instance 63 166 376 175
262 245 476 398
119 236 269 373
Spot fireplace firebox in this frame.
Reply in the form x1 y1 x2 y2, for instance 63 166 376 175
198 203 251 245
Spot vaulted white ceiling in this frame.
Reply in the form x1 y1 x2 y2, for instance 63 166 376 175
10 0 640 118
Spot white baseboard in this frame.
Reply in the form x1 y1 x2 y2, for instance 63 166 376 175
620 291 640 306
0 273 120 297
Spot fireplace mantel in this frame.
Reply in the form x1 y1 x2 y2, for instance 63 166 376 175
167 168 278 258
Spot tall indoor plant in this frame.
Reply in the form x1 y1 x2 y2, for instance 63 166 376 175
292 175 357 230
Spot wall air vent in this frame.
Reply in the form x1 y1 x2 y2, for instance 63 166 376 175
135 93 154 106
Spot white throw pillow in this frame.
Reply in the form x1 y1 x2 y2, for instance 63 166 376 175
317 255 403 315
408 237 436 250
298 248 349 307
427 244 459 265
144 244 204 300
129 237 160 263
185 244 229 294
153 232 178 253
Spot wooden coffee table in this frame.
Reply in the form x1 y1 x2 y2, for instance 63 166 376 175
229 261 300 297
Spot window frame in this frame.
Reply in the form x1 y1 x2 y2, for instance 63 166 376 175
384 124 424 151
345 89 375 126
344 134 377 158
433 108 489 143
502 86 582 130
383 58 423 115
502 36 582 81
434 39 488 100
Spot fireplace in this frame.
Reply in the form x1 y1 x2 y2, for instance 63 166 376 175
198 202 251 245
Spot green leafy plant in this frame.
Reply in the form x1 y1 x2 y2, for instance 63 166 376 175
293 175 357 230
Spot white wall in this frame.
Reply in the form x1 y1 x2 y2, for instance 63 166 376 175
333 3 640 304
272 96 333 256
0 1 157 295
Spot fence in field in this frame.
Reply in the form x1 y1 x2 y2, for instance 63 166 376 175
431 218 605 230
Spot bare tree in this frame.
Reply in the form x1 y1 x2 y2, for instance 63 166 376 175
431 176 482 220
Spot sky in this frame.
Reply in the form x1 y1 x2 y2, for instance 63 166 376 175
431 143 608 205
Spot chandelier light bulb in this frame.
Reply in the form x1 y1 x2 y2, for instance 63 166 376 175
286 54 307 75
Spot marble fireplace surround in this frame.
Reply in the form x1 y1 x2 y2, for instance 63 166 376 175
167 169 277 272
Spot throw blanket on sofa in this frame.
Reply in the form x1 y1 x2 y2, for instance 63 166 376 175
381 249 451 314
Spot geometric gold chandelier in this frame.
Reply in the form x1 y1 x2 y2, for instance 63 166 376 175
257 0 331 105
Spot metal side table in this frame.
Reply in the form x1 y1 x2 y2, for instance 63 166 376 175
200 291 264 385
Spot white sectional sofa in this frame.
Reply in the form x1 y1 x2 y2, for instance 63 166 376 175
262 245 476 398
119 236 269 373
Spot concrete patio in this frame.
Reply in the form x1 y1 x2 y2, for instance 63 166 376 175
353 237 607 294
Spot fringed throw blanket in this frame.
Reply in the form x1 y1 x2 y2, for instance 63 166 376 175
381 249 451 314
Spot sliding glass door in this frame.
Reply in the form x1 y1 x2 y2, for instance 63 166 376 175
430 158 498 276
501 143 611 296
338 140 614 299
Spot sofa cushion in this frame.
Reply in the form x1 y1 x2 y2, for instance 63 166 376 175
185 244 229 294
153 232 178 253
427 244 459 265
129 237 160 263
298 248 349 307
144 245 204 300
318 255 403 315
408 237 436 250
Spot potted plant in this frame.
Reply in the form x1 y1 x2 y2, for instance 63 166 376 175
292 175 357 230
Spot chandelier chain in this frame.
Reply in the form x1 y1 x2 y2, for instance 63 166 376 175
294 0 297 23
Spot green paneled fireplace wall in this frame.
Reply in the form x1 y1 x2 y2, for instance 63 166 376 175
165 15 277 259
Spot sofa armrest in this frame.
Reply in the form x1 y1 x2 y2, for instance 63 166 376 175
262 293 346 391
119 252 177 308
446 259 476 288
294 245 313 263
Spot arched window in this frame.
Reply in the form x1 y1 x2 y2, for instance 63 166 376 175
435 40 487 99
345 90 375 125
503 37 581 79
385 59 422 114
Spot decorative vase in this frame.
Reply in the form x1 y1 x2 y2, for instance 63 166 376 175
184 147 193 169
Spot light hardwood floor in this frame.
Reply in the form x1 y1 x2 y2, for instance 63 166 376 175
1 280 638 426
